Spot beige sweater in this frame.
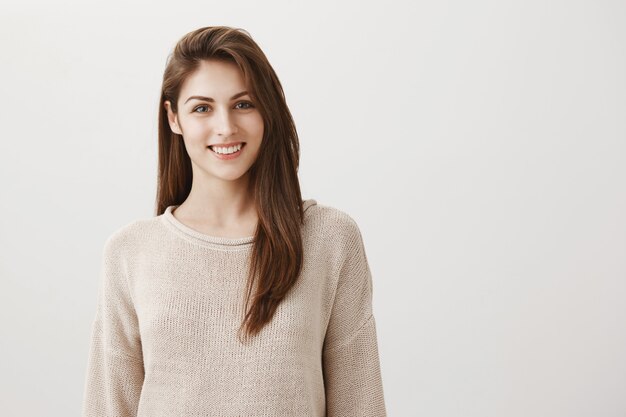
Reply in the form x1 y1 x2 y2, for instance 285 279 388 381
82 199 386 416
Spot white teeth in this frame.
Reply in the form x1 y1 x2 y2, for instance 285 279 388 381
211 143 243 154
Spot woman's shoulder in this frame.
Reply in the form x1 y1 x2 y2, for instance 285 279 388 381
101 213 161 256
303 198 364 242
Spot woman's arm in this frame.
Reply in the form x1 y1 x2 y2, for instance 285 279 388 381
82 234 145 417
322 217 387 417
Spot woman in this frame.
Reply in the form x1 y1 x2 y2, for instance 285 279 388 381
82 25 386 416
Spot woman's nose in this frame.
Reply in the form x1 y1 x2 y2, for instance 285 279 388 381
214 107 238 136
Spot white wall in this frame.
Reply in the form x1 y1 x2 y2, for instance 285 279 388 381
0 0 624 416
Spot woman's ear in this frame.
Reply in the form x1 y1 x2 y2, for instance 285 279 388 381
164 100 183 135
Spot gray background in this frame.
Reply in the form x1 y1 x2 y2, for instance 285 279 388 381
1 1 625 416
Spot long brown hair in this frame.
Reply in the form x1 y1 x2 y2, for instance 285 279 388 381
154 26 305 344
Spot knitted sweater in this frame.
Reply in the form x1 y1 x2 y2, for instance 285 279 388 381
82 199 386 416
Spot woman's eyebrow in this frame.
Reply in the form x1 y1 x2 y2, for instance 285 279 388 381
184 91 249 104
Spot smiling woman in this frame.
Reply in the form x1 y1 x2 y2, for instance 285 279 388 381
81 25 387 417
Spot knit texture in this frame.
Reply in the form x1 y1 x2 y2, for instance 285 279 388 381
82 199 386 416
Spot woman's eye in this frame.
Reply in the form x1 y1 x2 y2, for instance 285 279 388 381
193 105 209 113
235 101 254 109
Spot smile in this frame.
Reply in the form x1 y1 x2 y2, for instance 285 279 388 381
208 143 246 160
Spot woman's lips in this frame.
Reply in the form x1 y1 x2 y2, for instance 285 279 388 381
208 142 246 160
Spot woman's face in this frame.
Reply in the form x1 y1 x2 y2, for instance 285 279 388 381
164 59 264 184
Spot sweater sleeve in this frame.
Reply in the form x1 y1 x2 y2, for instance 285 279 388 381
82 235 145 417
322 217 387 417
